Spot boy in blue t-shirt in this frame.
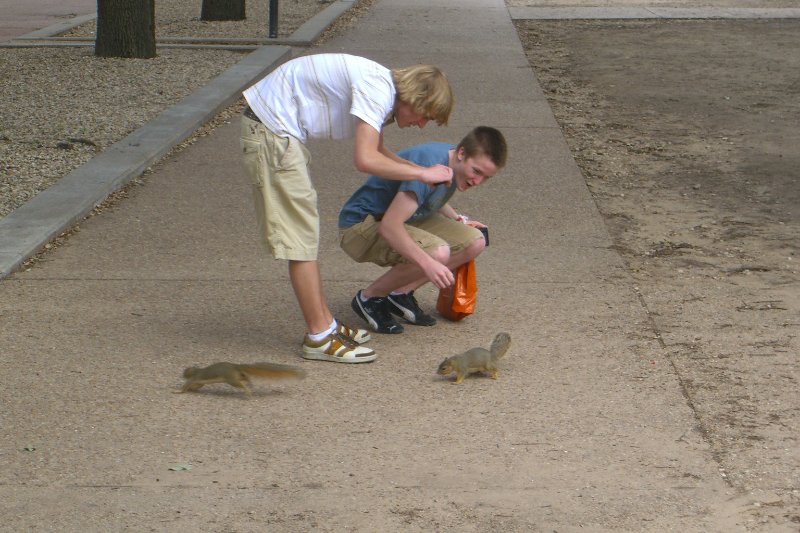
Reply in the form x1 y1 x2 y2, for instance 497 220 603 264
339 126 508 334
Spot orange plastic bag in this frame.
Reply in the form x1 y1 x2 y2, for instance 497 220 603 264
436 260 477 321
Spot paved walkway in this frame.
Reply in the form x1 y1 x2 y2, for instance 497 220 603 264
0 1 773 530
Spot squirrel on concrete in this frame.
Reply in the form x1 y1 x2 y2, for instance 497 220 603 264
437 332 511 384
174 362 305 397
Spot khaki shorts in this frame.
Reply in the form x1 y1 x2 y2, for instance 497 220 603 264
240 115 317 261
340 214 483 267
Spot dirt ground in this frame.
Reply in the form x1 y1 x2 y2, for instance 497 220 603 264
515 18 800 528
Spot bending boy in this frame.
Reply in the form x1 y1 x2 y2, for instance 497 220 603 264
339 126 508 333
241 53 453 363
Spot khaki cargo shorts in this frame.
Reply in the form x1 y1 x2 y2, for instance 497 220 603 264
240 115 318 261
340 214 483 267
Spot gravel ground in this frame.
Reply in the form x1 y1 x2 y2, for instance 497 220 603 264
0 0 372 220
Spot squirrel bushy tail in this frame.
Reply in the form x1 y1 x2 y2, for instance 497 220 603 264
489 332 511 361
234 362 306 380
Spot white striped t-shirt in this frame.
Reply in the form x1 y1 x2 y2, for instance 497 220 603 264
243 54 396 143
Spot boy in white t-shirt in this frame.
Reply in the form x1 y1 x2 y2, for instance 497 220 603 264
240 53 454 364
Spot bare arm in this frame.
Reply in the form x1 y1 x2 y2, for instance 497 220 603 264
438 203 459 220
438 203 487 228
378 192 455 289
377 135 412 165
353 120 453 186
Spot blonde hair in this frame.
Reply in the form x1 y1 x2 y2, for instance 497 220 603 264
391 65 454 126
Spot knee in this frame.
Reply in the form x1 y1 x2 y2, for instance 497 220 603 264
429 244 451 264
464 236 486 259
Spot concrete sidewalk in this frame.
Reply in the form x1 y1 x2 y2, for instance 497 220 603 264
0 0 744 530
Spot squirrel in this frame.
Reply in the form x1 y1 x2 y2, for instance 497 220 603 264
436 332 511 384
174 362 305 397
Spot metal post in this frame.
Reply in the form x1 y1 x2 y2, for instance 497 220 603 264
269 0 279 38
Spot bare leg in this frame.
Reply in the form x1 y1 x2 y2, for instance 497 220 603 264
289 260 334 335
365 238 485 297
363 262 430 298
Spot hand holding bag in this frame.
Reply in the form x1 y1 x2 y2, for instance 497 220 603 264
436 260 477 321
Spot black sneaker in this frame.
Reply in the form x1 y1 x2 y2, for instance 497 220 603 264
351 290 404 334
387 291 437 326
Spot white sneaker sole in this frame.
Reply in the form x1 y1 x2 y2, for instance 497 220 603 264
301 349 377 364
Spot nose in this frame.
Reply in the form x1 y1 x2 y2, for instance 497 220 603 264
468 175 484 188
416 118 429 128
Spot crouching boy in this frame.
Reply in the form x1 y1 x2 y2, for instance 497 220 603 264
339 126 507 333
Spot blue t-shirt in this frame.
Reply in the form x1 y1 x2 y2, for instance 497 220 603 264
338 142 457 228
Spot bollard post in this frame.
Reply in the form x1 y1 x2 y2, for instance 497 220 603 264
269 0 279 38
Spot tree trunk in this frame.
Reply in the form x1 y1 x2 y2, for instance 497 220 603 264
201 0 246 21
95 0 156 58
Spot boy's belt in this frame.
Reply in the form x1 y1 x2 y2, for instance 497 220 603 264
243 105 261 122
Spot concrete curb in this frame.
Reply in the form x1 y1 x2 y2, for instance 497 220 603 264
0 41 267 51
2 0 355 49
289 0 354 44
12 13 97 40
0 0 355 279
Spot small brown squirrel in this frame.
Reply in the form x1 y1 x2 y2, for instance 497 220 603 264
175 362 305 397
437 332 511 384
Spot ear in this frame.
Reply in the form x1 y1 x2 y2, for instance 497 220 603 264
457 147 465 161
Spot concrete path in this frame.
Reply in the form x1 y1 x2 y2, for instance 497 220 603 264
0 0 756 530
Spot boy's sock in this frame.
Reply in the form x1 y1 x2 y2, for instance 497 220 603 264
307 320 337 342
